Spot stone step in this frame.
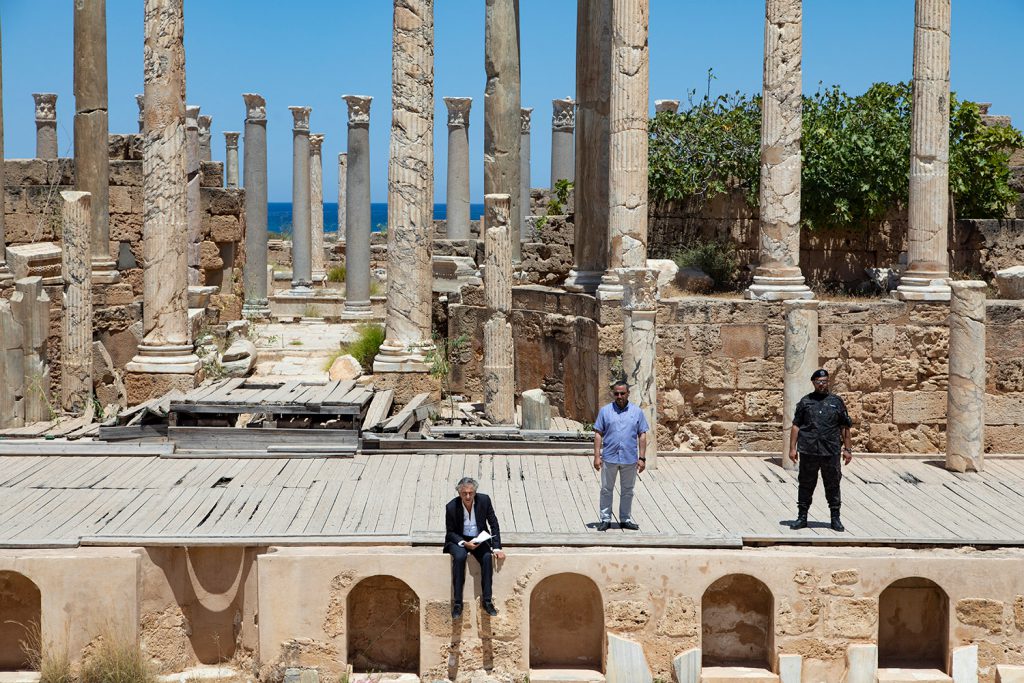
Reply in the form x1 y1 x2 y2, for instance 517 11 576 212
997 664 1024 682
876 669 952 683
528 669 606 683
701 667 779 683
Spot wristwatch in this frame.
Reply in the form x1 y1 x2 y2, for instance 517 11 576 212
639 457 647 461
842 447 852 454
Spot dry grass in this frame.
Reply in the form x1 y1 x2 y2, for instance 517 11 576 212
78 635 156 683
20 622 73 683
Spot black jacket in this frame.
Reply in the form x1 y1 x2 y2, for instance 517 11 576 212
444 492 502 551
793 391 852 458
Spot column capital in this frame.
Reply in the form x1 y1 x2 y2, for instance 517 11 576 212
309 133 324 154
552 97 575 131
342 95 372 127
338 152 348 166
617 268 659 311
224 131 240 148
443 96 472 129
655 99 680 114
185 105 200 129
197 114 212 135
289 105 312 131
520 107 533 134
242 93 266 122
33 93 57 121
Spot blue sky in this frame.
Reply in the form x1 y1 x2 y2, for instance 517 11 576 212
3 1 1022 203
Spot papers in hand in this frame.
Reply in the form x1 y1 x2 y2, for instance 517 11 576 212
469 530 491 544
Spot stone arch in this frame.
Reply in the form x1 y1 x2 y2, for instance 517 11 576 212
701 573 773 668
346 575 419 674
0 571 42 670
878 577 948 670
529 572 604 670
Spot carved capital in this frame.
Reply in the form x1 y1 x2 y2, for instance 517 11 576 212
552 97 575 131
33 93 57 121
520 107 533 134
485 193 511 228
224 132 240 148
309 133 324 154
443 97 472 128
342 95 372 127
289 105 312 131
185 105 201 128
135 94 145 118
655 99 680 114
197 114 212 135
338 152 348 166
242 93 267 122
618 268 660 311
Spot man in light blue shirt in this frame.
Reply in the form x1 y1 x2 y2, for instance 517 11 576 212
593 380 649 531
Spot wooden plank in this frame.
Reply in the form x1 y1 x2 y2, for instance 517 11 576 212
262 381 303 404
286 482 328 534
321 380 357 405
362 390 395 431
378 455 418 533
182 379 230 404
380 393 429 432
303 481 343 534
168 426 358 452
0 443 174 457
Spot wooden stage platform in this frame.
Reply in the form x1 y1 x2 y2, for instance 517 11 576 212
1 451 1023 549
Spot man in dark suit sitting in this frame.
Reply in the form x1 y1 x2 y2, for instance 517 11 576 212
444 476 506 619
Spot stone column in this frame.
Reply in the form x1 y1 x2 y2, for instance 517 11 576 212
443 97 472 240
897 0 952 301
550 96 575 187
309 133 325 281
484 0 522 261
564 0 611 293
197 114 212 162
288 105 313 293
947 280 986 473
242 93 269 317
483 194 515 425
599 0 650 300
33 93 58 159
654 99 679 114
11 278 50 423
60 191 94 415
185 105 202 287
0 297 24 428
135 94 145 133
0 18 13 287
373 0 435 373
746 0 813 301
337 153 347 243
74 0 118 284
342 95 372 318
519 107 532 241
126 0 200 378
224 132 240 188
783 299 819 471
620 267 659 468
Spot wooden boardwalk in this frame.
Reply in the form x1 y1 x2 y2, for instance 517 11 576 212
1 452 1023 548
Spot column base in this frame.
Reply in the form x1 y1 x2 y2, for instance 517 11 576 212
91 258 121 284
745 274 814 301
372 339 435 373
242 299 272 319
563 269 603 294
895 274 951 301
285 285 315 297
125 344 202 374
341 300 375 319
0 264 13 286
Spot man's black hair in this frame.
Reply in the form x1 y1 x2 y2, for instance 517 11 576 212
611 379 629 390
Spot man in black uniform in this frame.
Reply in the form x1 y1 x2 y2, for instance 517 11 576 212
788 368 853 532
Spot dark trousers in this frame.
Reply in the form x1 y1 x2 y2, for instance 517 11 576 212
447 536 493 606
798 454 842 512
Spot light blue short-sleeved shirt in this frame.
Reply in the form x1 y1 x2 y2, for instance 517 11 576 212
593 401 649 465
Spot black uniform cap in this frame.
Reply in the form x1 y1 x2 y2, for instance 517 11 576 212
810 368 829 380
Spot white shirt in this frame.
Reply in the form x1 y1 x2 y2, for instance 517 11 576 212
462 502 478 540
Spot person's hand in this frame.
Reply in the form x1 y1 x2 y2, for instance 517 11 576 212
637 459 646 474
788 450 798 464
464 541 478 550
494 550 506 560
593 457 602 471
842 448 853 466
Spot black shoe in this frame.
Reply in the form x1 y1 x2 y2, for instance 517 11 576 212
482 601 498 617
830 515 845 532
791 513 808 530
621 520 640 531
596 520 611 531
452 603 463 619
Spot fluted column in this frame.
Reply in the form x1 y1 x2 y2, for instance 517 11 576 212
620 267 659 468
126 0 199 376
288 105 313 293
897 0 952 301
12 277 51 423
309 133 325 281
74 0 118 284
550 96 575 187
564 0 611 293
484 0 522 261
242 93 270 317
135 94 145 133
654 99 679 114
946 281 986 472
373 0 435 373
337 153 347 243
444 97 472 240
33 93 58 159
0 19 13 286
60 191 94 415
185 105 201 287
746 0 813 301
342 95 373 318
520 107 532 241
224 132 240 189
197 114 212 162
782 299 819 471
598 0 650 300
484 194 515 425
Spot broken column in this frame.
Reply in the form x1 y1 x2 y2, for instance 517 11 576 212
0 298 23 427
483 194 515 425
135 94 145 132
0 19 13 286
946 280 986 473
564 0 611 293
242 93 270 317
126 0 201 385
599 0 649 300
337 153 347 244
12 277 51 423
897 0 952 301
654 99 679 114
288 105 313 294
444 96 472 240
783 299 819 471
342 95 372 318
484 0 522 260
309 133 325 281
520 107 532 241
197 114 212 161
224 132 240 189
550 96 575 187
373 0 435 372
185 105 202 287
33 93 58 159
619 267 659 468
746 0 813 301
73 0 119 284
60 191 94 415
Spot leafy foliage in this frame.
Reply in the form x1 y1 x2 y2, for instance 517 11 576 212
341 323 385 372
672 239 740 289
327 265 346 283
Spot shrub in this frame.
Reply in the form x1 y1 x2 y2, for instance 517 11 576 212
21 622 73 683
327 265 346 283
672 239 739 289
78 636 156 683
342 323 385 372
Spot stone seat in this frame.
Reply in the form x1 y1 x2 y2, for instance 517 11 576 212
997 664 1024 682
875 669 952 683
700 667 779 683
528 669 605 683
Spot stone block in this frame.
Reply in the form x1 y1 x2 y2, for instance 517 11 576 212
737 358 783 390
208 214 242 242
955 598 1004 633
527 671 605 683
108 185 138 214
199 160 224 187
985 394 1024 426
703 358 737 390
892 391 946 425
778 654 802 683
199 241 224 270
985 425 1024 454
995 265 1024 299
744 390 781 421
6 242 62 286
521 388 551 429
875 670 951 683
699 667 779 682
950 644 978 683
605 633 652 683
672 647 700 683
202 187 244 215
720 324 767 358
328 354 362 381
996 665 1024 682
844 643 878 683
109 160 142 186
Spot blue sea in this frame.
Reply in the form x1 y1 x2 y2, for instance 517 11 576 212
267 202 484 235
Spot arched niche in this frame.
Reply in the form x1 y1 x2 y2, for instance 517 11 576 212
0 571 42 670
529 572 604 670
347 575 420 674
701 573 773 668
879 577 948 670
